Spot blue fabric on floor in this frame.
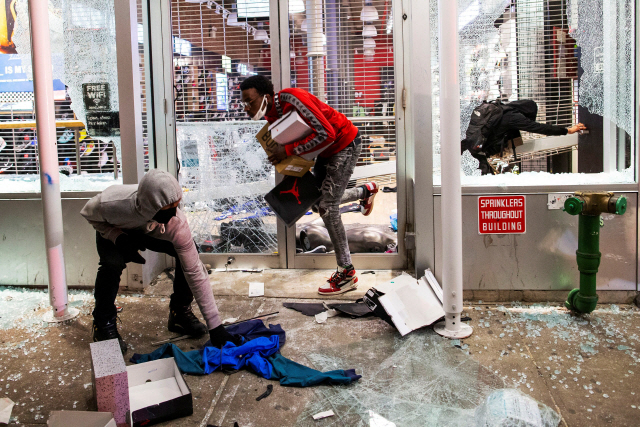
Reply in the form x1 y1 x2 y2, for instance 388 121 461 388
268 353 362 387
130 320 361 387
202 335 280 376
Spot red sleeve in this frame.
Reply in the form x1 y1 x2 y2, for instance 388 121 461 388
278 91 336 157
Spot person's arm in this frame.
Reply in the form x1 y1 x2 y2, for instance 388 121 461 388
80 194 123 243
278 92 336 157
509 112 569 136
159 214 222 330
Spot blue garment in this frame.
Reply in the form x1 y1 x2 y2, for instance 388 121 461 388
130 320 361 387
268 353 361 387
202 336 280 375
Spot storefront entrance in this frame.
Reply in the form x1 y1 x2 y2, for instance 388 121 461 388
142 0 408 269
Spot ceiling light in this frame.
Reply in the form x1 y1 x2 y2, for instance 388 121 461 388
254 29 268 41
227 12 241 26
363 38 376 50
360 6 378 22
362 25 377 37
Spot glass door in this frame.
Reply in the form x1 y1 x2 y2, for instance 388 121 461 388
155 0 286 268
148 0 406 269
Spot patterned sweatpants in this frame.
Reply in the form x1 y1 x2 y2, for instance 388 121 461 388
313 135 362 267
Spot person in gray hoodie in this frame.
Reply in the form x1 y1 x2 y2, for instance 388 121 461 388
81 169 239 353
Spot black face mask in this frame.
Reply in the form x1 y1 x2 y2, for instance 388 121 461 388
153 206 177 224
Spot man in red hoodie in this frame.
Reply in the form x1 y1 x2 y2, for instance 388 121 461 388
240 75 377 295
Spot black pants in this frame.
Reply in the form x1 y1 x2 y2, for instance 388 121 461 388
93 231 194 324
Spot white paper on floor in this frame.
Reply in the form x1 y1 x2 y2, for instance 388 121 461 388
222 317 239 324
249 282 265 297
0 397 15 424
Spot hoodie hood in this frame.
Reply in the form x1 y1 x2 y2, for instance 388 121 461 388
136 170 182 220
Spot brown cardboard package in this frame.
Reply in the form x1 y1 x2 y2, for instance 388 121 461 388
256 123 314 177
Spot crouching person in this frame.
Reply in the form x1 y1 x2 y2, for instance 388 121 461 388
81 169 239 353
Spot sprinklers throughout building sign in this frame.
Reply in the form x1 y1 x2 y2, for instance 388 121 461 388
478 195 526 234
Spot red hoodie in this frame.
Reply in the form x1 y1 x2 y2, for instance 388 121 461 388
264 88 359 159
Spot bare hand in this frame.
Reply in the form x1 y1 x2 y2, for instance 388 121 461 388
568 123 587 134
267 144 287 165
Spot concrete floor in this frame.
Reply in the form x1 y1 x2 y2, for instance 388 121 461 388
1 270 639 426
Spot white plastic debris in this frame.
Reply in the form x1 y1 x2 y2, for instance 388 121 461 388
312 410 334 420
0 397 15 424
369 410 397 427
315 312 328 324
222 317 239 324
248 282 265 297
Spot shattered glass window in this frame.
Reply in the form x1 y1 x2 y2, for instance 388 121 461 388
171 0 278 254
2 0 127 192
432 0 636 185
177 122 277 254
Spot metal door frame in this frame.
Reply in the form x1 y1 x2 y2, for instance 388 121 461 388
279 0 408 269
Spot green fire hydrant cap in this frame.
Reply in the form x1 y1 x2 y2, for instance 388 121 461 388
564 197 583 215
616 197 627 215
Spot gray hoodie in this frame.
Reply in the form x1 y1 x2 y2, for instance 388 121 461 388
80 169 221 329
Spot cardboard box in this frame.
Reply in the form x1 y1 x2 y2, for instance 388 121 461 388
256 123 314 177
264 172 322 227
90 339 130 427
363 273 445 336
126 358 193 427
48 411 116 427
268 110 313 145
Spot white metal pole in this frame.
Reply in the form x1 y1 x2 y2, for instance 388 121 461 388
434 0 472 339
306 0 326 101
28 0 78 322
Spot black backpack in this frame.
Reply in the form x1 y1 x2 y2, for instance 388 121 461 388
461 100 504 155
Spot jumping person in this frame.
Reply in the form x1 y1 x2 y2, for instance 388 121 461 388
240 75 378 295
81 169 239 353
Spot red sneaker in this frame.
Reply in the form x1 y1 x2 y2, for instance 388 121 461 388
318 267 358 295
360 182 378 216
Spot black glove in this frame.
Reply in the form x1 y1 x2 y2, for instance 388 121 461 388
209 325 243 348
115 233 146 264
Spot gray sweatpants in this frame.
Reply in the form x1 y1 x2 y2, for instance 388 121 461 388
314 136 362 267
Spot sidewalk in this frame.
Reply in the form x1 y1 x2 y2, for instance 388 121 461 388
0 270 638 426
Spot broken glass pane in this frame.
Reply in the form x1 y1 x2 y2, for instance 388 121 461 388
566 0 635 141
9 0 122 192
432 0 636 184
295 330 561 426
176 122 277 254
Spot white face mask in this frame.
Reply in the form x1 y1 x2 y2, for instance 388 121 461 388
251 95 268 121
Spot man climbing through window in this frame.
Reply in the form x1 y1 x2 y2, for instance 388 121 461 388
462 99 587 175
81 169 240 353
240 75 378 295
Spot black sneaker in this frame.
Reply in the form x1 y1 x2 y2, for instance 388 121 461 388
168 304 207 337
93 317 127 354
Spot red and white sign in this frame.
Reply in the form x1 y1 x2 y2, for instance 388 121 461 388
478 195 526 234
